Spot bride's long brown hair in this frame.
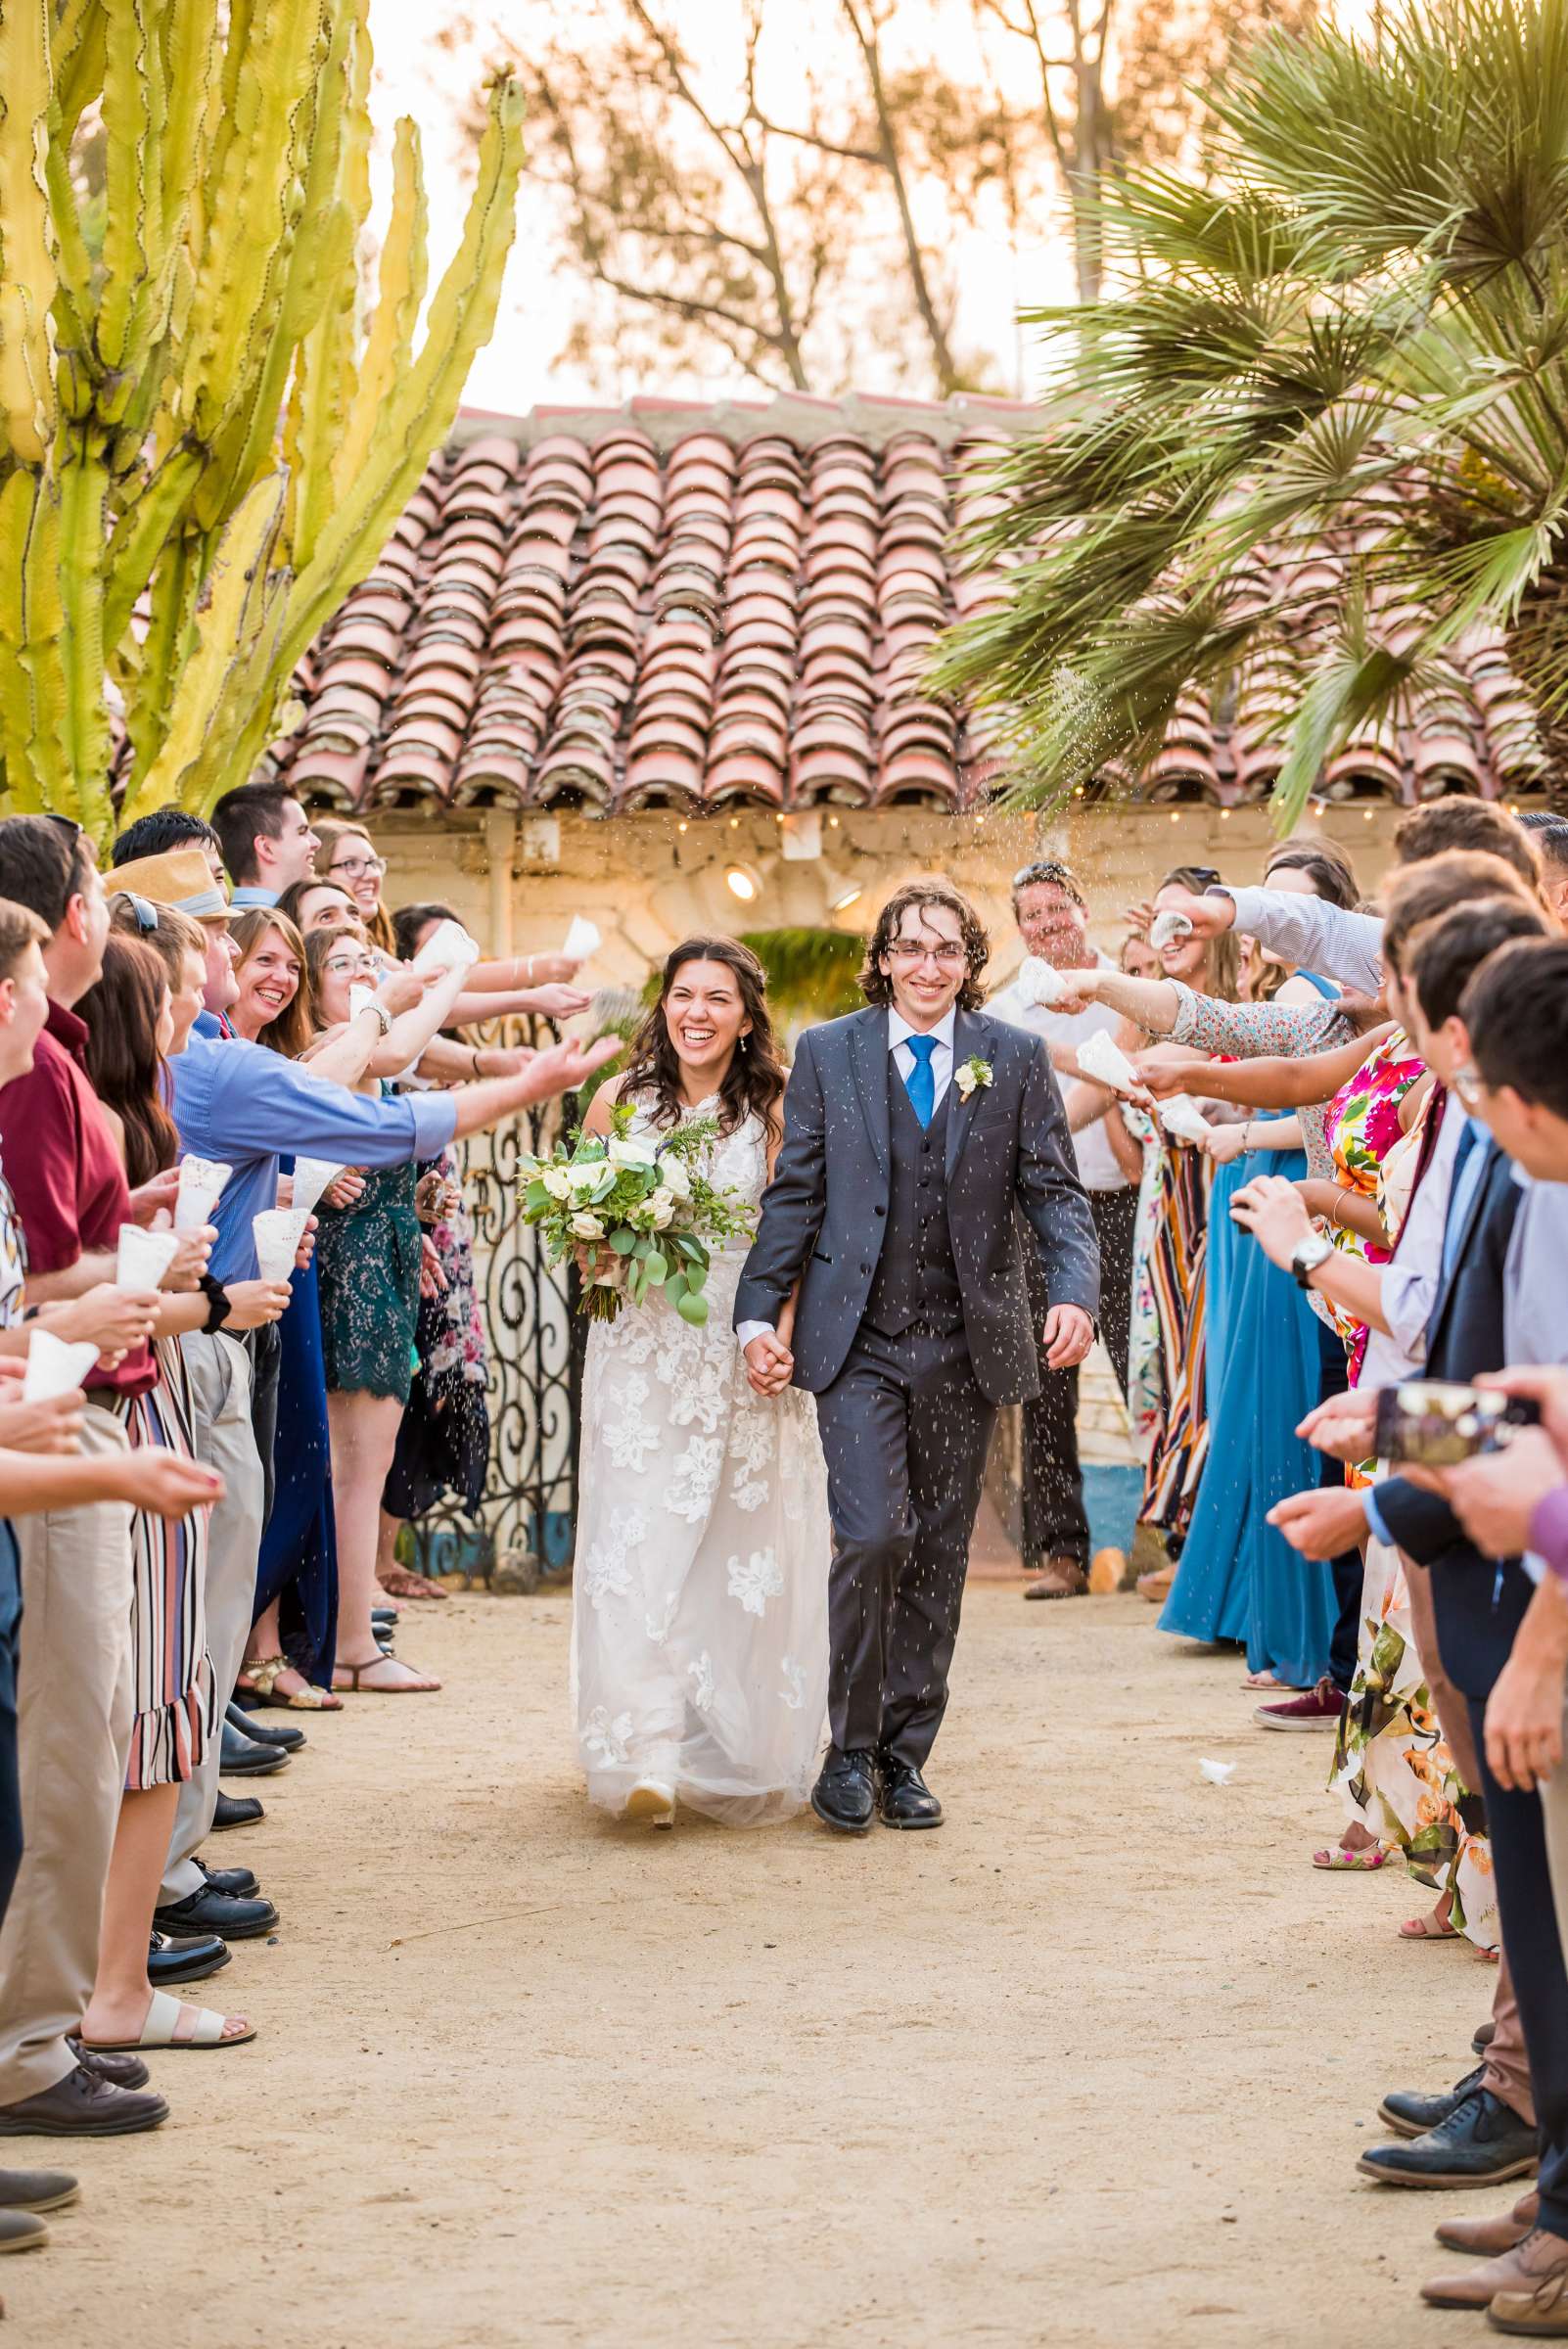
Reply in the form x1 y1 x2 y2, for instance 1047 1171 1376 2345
618 938 788 1141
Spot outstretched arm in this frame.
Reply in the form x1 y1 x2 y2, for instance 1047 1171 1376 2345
1015 1040 1100 1366
1137 1025 1396 1111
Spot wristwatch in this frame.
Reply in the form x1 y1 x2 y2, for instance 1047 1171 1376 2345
1290 1231 1335 1290
363 997 392 1039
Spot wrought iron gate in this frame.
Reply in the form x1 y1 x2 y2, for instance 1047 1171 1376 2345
409 1047 585 1589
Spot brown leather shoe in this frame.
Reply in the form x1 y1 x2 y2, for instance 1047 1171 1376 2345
1025 1554 1088 1600
1438 2194 1542 2257
1426 2230 1568 2312
0 2064 167 2138
1488 2232 1568 2333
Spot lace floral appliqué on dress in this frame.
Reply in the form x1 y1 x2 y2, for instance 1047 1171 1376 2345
571 1098 831 1824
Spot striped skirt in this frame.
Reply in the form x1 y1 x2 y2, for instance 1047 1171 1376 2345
110 1343 215 1792
1136 1139 1213 1538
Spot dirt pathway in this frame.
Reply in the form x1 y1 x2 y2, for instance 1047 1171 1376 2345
14 1589 1499 2348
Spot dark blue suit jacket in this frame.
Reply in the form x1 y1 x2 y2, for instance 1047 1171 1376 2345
1374 1138 1534 1701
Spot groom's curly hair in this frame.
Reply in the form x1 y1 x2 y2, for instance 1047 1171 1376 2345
860 879 990 1011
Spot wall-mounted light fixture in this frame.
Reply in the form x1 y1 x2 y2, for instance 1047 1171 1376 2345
724 863 761 904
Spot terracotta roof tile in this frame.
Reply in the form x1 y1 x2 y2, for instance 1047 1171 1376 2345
274 394 1547 814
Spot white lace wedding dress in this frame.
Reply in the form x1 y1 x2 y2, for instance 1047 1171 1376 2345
571 1098 831 1824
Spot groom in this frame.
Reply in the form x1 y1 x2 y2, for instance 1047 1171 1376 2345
735 880 1099 1833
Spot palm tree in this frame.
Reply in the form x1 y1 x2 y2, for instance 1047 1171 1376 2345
933 0 1568 826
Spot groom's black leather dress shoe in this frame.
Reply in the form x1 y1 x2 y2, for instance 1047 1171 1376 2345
877 1759 943 1829
810 1748 875 1833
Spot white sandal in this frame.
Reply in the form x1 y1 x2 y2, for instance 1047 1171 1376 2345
83 1988 254 2051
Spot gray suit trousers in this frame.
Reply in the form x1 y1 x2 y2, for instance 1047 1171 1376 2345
813 1327 994 1769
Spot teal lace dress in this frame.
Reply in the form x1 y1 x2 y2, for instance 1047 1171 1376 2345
315 1133 422 1403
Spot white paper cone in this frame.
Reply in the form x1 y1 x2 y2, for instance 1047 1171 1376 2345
252 1208 309 1282
1014 955 1071 1010
173 1155 232 1232
348 982 378 1023
1150 910 1195 950
562 915 601 961
412 918 480 976
289 1157 344 1221
1198 1758 1236 1785
22 1329 99 1402
1158 1093 1212 1142
1076 1030 1141 1093
116 1223 181 1289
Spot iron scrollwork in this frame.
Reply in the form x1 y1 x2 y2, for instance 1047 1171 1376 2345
409 1019 585 1589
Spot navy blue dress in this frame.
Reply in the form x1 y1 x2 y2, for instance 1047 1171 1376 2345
253 1175 338 1685
1158 976 1341 1686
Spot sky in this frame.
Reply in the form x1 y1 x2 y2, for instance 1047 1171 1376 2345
363 0 1074 418
365 0 1377 422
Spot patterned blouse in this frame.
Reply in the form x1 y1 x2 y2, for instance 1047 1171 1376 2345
1321 1026 1428 1373
1167 981 1356 1176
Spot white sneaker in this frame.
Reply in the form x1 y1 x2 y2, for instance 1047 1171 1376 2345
624 1779 675 1828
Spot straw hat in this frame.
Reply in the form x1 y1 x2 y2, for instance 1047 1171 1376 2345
108 848 229 922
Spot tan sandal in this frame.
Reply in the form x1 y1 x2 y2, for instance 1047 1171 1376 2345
236 1654 343 1713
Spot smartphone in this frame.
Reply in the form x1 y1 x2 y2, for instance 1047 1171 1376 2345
1373 1379 1541 1469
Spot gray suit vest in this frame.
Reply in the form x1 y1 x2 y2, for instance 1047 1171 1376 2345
862 1073 963 1340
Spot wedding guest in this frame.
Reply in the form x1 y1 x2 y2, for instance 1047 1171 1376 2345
72 935 266 2053
107 882 282 1925
1515 812 1568 930
110 809 224 885
274 878 361 939
210 784 320 911
313 819 395 952
987 858 1140 1598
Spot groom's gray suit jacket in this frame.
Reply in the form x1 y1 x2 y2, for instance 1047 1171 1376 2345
733 1004 1100 1405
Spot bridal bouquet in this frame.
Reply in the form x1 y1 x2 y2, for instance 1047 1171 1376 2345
518 1107 757 1325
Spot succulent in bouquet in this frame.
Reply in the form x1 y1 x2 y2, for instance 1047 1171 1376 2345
519 1107 756 1324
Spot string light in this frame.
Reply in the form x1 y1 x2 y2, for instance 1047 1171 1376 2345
828 814 840 828
677 820 688 834
1169 809 1180 823
729 815 740 829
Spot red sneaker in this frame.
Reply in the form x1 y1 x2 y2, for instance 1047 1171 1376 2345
1254 1677 1346 1731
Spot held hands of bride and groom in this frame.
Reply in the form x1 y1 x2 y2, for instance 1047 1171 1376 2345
744 1303 1093 1396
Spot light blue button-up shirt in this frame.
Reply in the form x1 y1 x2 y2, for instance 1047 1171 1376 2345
170 1032 457 1281
227 885 280 910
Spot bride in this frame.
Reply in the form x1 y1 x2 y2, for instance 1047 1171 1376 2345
571 937 830 1828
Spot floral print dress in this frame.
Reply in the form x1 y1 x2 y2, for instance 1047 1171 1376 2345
571 1099 831 1824
1319 1027 1427 1381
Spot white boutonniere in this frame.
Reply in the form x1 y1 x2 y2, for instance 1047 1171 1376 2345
955 1055 993 1101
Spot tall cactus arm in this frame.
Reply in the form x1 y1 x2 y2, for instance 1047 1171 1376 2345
101 440 203 652
55 0 107 138
97 0 167 388
277 74 523 678
159 0 217 254
118 474 285 823
174 0 322 455
0 0 60 465
333 112 427 500
57 431 111 812
121 528 197 785
284 0 370 566
0 470 71 813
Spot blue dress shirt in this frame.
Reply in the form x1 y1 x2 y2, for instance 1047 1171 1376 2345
170 1033 457 1281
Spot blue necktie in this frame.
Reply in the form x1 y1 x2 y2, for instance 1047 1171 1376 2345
904 1034 938 1128
1441 1120 1482 1285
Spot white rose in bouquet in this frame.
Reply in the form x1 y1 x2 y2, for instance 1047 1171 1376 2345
540 1167 573 1200
657 1152 693 1203
644 1187 676 1230
570 1211 606 1241
566 1160 604 1196
608 1133 660 1169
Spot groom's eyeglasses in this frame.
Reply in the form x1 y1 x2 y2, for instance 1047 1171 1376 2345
886 941 967 967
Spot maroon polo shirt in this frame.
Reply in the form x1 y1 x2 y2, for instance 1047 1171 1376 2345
0 998 156 1399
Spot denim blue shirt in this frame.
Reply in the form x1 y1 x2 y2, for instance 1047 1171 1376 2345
170 1033 457 1281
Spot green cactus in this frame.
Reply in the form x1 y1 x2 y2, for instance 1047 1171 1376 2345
0 0 523 840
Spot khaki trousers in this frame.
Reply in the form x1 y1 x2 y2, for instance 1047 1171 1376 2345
0 1406 132 2104
161 1332 262 1905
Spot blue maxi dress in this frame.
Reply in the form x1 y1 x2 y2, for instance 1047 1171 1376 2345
1158 983 1340 1686
252 1174 338 1685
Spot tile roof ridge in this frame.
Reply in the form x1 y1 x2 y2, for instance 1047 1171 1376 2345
454 389 1038 457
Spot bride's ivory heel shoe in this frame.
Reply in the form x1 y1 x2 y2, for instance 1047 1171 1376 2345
624 1779 676 1828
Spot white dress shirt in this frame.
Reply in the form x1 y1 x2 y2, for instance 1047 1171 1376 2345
887 1003 956 1110
737 1005 958 1350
